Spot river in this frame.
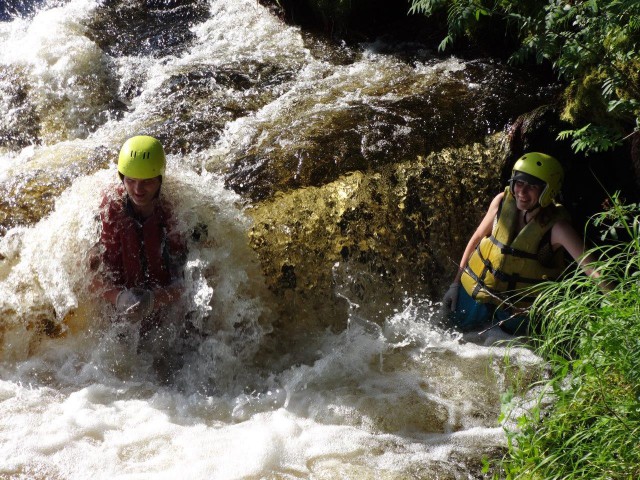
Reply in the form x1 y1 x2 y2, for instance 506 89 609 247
0 0 547 478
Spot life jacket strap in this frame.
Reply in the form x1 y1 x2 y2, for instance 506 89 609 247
474 244 546 286
464 265 539 305
488 235 539 260
465 264 503 301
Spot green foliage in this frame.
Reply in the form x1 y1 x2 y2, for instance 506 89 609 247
498 195 640 479
557 123 623 155
408 0 640 155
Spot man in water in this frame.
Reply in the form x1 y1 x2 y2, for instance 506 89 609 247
91 136 187 364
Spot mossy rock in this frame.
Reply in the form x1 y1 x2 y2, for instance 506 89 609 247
247 134 507 328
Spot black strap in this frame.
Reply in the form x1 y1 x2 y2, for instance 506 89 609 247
488 235 539 260
475 245 544 285
465 265 505 301
464 265 538 304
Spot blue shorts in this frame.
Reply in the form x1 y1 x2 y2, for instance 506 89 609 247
450 287 528 334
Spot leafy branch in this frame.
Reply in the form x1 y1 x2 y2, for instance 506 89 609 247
408 0 640 155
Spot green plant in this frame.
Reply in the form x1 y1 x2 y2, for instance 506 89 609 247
408 0 640 155
557 123 623 154
498 194 640 479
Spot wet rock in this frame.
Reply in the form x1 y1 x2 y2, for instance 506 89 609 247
300 31 360 66
225 60 557 201
35 70 124 145
247 134 508 327
0 0 49 21
153 62 297 155
85 0 210 58
507 105 568 157
0 28 124 146
0 146 112 232
0 65 40 151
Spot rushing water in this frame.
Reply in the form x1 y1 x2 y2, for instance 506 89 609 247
0 1 548 478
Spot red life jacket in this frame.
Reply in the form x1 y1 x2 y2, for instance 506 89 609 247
99 185 186 289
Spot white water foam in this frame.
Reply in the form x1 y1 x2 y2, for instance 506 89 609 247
0 279 542 478
0 0 117 143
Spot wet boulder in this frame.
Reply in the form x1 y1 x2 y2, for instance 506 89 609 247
247 134 508 328
152 62 298 155
0 66 40 152
225 59 559 201
85 0 210 58
0 145 112 234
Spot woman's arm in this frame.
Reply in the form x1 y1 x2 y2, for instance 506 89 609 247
551 220 599 277
452 192 504 283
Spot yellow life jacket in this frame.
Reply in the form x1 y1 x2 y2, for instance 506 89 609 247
460 187 569 308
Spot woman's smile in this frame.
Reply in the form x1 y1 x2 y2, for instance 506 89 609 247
513 180 542 210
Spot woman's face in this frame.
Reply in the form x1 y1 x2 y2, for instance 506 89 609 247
123 176 162 212
513 179 543 211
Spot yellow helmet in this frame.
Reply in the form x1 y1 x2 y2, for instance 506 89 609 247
117 136 166 179
510 152 564 208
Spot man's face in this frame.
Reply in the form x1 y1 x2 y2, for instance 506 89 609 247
513 179 543 211
123 176 162 210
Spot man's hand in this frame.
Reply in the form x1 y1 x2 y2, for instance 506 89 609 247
116 288 154 318
442 283 460 312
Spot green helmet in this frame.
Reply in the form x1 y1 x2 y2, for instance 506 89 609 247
117 136 166 179
510 152 563 208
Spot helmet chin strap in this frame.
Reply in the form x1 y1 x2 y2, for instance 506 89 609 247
523 204 541 224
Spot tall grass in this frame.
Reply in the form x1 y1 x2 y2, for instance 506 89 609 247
499 195 640 479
